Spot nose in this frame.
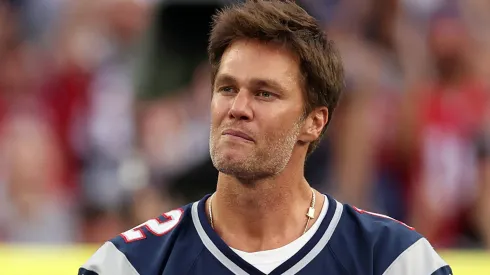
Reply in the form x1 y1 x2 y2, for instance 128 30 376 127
229 90 253 121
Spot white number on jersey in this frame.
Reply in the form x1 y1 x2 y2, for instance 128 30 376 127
120 209 183 243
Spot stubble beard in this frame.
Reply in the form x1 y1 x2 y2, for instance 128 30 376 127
209 121 302 181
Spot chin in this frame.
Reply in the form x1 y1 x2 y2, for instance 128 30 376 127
212 142 249 160
212 149 247 168
211 152 280 181
211 151 251 176
217 167 269 181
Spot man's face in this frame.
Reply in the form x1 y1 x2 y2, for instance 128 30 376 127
209 39 306 180
429 17 466 67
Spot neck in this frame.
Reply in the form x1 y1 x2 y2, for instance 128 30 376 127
208 151 324 252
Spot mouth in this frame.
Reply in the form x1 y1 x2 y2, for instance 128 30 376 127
222 129 254 142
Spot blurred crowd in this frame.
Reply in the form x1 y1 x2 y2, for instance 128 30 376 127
0 0 490 250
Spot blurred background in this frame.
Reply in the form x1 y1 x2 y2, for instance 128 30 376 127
1 0 490 273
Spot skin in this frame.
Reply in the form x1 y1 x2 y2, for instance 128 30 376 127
208 39 329 252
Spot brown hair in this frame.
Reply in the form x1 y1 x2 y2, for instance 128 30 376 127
208 0 344 154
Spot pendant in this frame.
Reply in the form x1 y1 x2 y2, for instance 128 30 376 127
306 207 315 219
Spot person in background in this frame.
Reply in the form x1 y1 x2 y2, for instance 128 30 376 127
398 8 490 248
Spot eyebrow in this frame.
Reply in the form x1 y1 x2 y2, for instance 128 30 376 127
214 73 289 94
214 74 237 87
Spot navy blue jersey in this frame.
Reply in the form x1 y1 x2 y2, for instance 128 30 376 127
79 194 452 275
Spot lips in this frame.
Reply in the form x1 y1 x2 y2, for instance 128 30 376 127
222 129 254 142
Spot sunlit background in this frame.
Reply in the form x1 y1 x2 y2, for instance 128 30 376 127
1 0 490 273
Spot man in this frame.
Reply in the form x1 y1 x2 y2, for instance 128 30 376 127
79 1 453 274
400 9 489 248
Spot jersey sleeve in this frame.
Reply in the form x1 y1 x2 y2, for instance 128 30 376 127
333 204 453 275
431 265 453 275
78 206 191 275
78 242 140 275
381 238 451 275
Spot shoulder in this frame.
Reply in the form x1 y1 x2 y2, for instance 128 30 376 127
79 202 201 275
330 203 452 275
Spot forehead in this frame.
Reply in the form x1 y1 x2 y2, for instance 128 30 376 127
217 39 302 88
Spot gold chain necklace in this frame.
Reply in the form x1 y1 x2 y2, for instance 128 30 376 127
208 188 316 234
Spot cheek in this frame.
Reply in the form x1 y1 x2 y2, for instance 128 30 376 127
210 98 221 119
261 116 287 139
210 98 228 128
262 114 302 140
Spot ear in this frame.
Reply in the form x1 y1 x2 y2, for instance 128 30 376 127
298 107 329 143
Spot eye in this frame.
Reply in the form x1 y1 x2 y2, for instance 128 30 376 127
218 86 236 94
257 91 273 98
